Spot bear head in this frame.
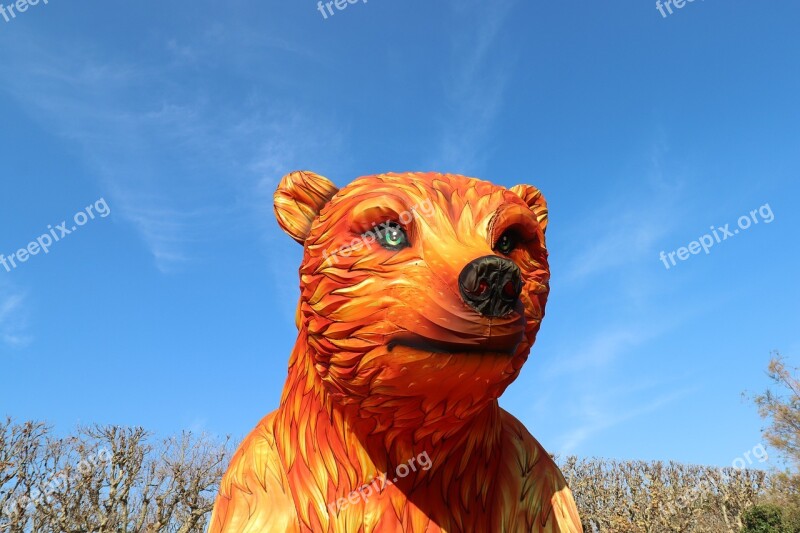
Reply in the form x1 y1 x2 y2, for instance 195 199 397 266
274 171 549 431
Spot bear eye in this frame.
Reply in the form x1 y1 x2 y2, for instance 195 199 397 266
495 231 518 255
375 222 409 251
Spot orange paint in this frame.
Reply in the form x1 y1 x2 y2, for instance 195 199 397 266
210 171 582 532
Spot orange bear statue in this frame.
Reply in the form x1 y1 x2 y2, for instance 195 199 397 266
210 171 582 532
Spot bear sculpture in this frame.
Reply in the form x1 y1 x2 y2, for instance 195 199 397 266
210 171 582 532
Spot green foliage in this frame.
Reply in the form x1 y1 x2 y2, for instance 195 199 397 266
741 504 785 533
740 503 800 533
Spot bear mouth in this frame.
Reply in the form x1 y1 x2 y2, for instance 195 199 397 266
387 330 523 356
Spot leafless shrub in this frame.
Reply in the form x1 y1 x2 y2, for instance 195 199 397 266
560 456 771 533
0 418 232 533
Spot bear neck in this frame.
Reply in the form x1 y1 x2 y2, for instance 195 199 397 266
273 337 507 515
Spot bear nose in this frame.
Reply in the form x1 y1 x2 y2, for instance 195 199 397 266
458 255 523 318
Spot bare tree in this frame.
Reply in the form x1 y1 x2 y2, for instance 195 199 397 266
0 420 232 533
749 351 800 528
752 352 800 470
0 418 51 533
559 456 770 533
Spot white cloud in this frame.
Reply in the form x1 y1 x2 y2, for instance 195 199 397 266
0 288 31 348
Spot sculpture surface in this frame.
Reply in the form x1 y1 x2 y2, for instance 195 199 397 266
210 171 582 532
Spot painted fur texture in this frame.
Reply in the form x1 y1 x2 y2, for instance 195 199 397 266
209 171 582 532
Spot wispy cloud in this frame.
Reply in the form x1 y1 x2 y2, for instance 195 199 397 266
430 0 518 173
561 201 678 283
108 193 229 273
0 286 31 349
558 384 696 454
544 326 661 378
0 33 336 274
165 39 197 66
560 136 687 284
0 50 219 272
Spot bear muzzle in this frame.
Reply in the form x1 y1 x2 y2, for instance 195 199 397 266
458 255 523 318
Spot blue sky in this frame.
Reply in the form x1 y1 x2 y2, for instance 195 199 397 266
1 0 798 469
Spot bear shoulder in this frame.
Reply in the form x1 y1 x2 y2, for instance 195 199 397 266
498 409 583 532
208 412 299 533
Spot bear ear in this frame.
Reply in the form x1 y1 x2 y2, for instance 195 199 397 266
274 171 339 244
509 184 548 233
